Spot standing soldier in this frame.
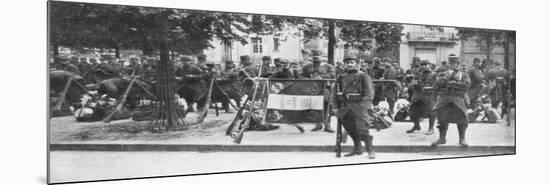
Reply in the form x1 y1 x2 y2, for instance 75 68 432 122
370 57 385 79
485 62 510 109
260 56 274 77
196 54 208 70
407 60 437 135
289 61 303 77
301 50 336 79
175 56 206 112
334 56 376 159
219 60 244 111
435 60 450 73
301 50 336 132
376 60 399 115
467 58 485 107
431 54 471 147
239 55 259 79
270 59 301 79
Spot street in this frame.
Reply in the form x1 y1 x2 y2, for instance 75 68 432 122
49 151 470 184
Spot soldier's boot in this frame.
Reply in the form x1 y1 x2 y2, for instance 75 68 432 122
311 123 323 132
431 123 448 147
406 120 421 133
323 122 335 133
295 125 305 133
364 135 375 159
344 137 363 157
425 116 436 135
458 124 469 147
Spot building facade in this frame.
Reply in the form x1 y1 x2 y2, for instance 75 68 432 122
399 25 461 69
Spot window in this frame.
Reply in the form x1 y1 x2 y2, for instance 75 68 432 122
273 38 280 52
252 37 263 53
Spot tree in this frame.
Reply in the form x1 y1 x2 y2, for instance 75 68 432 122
457 28 515 70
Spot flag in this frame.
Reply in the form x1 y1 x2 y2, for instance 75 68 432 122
265 79 329 124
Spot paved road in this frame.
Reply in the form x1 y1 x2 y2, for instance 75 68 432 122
49 151 475 184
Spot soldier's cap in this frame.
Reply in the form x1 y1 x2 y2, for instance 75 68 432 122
180 55 193 62
280 59 290 64
225 60 235 65
197 54 207 60
240 55 251 61
262 56 272 61
412 56 421 61
274 58 281 63
343 56 358 62
311 49 322 57
448 54 459 59
205 61 215 66
420 60 431 66
441 60 447 64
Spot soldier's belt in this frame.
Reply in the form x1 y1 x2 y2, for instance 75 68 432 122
336 92 362 102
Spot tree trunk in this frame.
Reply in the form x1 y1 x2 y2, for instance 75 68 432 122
153 12 183 131
327 20 336 65
503 32 510 70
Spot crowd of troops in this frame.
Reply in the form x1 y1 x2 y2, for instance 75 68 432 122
50 49 514 158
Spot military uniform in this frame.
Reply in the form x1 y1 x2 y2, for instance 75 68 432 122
334 57 376 158
485 64 510 109
260 56 275 78
301 50 335 132
467 58 485 107
407 63 436 135
431 55 471 147
175 56 207 112
270 59 301 79
375 63 400 114
219 60 244 112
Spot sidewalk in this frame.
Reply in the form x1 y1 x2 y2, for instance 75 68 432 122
49 110 515 154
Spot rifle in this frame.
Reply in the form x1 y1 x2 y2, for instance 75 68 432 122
225 98 249 136
232 61 265 144
103 72 136 123
334 79 343 157
196 72 217 123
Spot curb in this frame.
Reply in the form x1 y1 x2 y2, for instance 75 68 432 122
50 144 515 154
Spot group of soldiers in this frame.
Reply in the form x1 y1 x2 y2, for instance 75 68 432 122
49 49 514 158
401 54 513 148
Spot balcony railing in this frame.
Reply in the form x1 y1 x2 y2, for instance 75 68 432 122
407 32 457 42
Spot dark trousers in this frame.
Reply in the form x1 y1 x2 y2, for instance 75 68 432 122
342 111 370 140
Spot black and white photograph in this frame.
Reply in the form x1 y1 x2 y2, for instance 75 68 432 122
44 0 520 184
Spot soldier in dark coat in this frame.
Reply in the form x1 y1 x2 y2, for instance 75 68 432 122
270 59 301 79
301 50 335 132
378 61 400 115
467 58 485 107
485 62 510 109
334 56 376 159
431 54 471 147
407 61 437 135
196 54 208 71
435 60 450 73
218 60 244 112
175 56 207 112
239 55 259 79
301 50 336 79
260 56 275 78
369 57 385 79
